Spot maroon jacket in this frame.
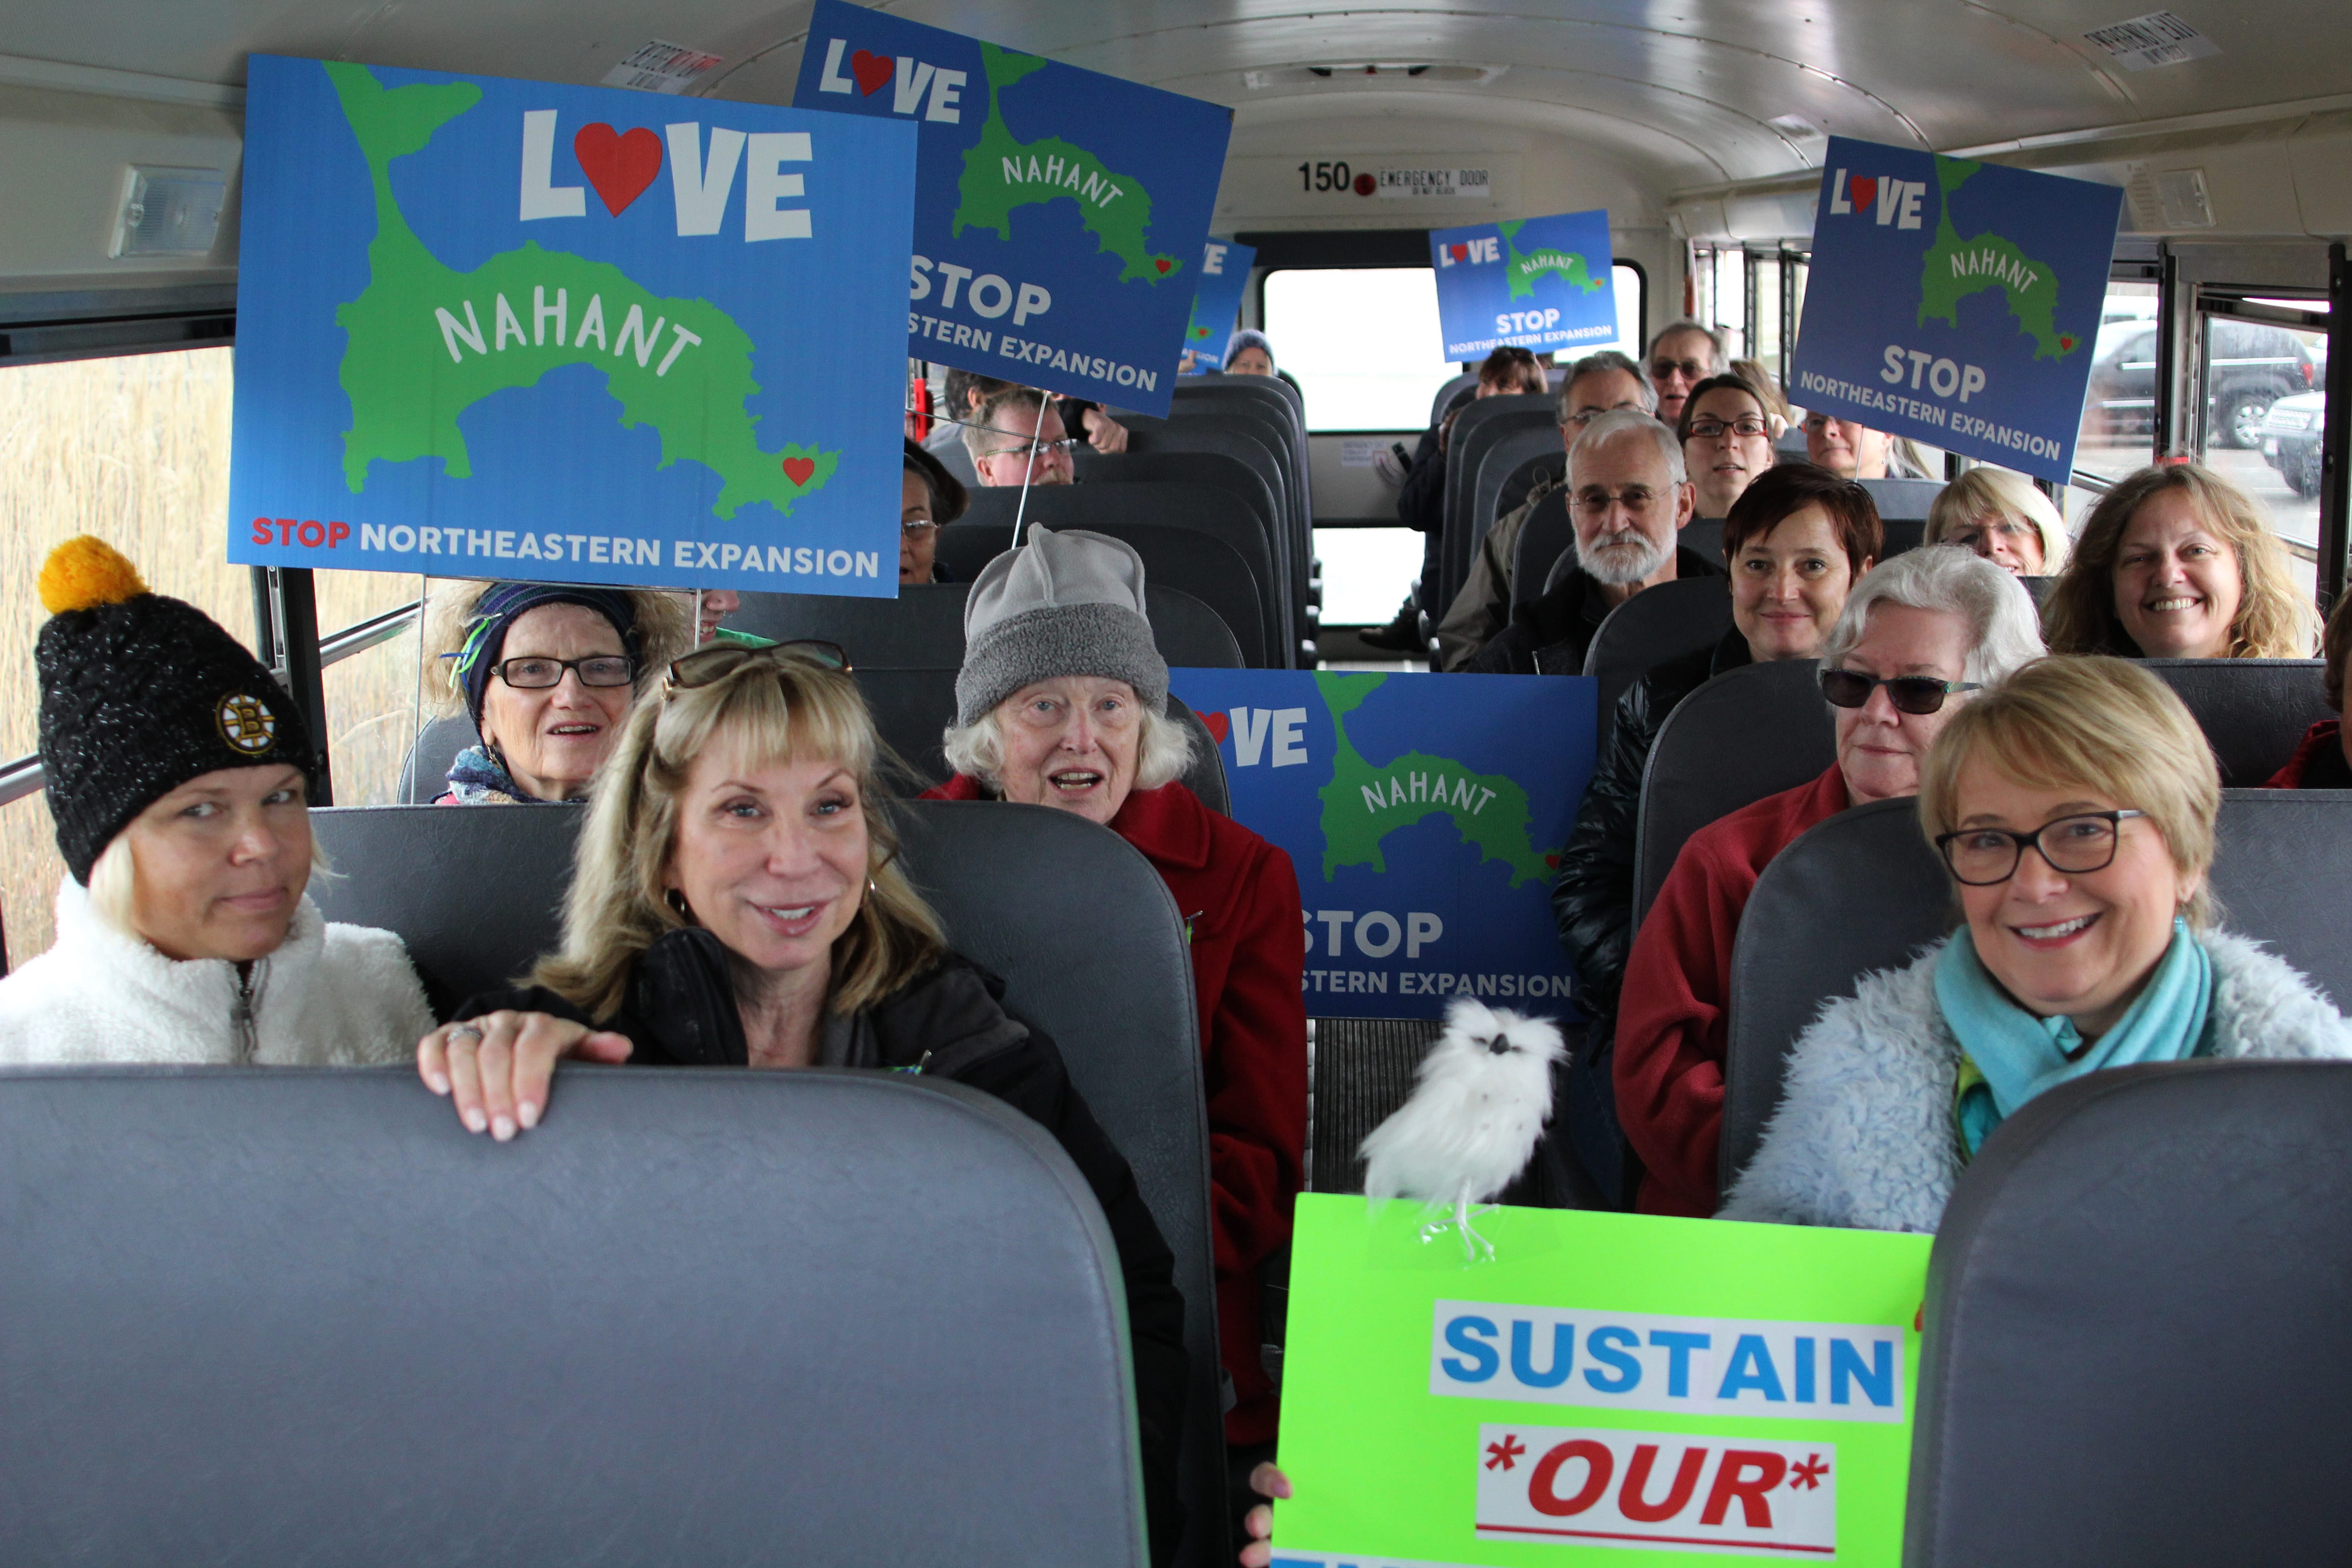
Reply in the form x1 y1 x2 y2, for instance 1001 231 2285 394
2264 720 2350 789
926 776 1308 1444
1613 765 1851 1218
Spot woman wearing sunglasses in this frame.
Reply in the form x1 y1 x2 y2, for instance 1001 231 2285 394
413 640 1190 1560
1611 546 2045 1217
1726 656 2352 1232
421 581 691 805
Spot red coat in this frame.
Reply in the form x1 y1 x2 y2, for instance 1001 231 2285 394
2264 720 2346 788
1613 764 1850 1218
926 776 1308 1443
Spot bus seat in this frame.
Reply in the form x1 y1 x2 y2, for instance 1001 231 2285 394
957 485 1287 663
309 795 1231 1562
1773 427 1809 461
1857 477 1944 520
2142 658 2331 786
725 583 1245 673
1496 448 1566 521
1910 1060 2352 1566
1429 371 1479 429
1440 397 1555 610
2019 574 2056 608
1684 517 1727 568
1076 449 1282 548
397 713 480 806
1470 422 1565 543
1510 490 1576 609
1719 789 2352 1197
1581 578 1736 748
1879 517 1928 557
1172 382 1308 539
1633 658 1837 932
938 518 1270 668
0 1066 1152 1566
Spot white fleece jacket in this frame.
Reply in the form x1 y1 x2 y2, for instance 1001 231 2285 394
1721 929 2352 1233
0 881 434 1067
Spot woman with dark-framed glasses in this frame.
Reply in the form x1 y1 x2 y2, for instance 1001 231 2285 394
1612 547 2045 1217
412 639 1191 1560
421 581 691 804
1725 656 2352 1232
1676 372 1779 522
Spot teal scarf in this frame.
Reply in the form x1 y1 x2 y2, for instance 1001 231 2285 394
1937 917 2214 1158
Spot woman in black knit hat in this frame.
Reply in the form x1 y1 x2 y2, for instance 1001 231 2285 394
0 537 432 1065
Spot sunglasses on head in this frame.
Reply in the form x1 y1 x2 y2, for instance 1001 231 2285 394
663 640 852 697
1819 668 1982 715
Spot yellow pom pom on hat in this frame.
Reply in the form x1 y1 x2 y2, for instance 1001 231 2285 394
34 535 317 884
38 535 148 616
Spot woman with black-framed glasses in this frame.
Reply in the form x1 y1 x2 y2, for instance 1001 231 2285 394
421 581 692 805
1611 547 2046 1219
1726 656 2352 1234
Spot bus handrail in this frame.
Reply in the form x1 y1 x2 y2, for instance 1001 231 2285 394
0 599 421 809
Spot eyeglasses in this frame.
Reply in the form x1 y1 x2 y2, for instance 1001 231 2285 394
1948 519 2031 543
1819 669 1984 714
491 655 636 690
1936 811 2147 886
980 437 1077 466
902 519 940 538
1687 415 1769 440
663 640 852 697
1572 486 1664 517
1650 358 1708 382
1563 403 1644 428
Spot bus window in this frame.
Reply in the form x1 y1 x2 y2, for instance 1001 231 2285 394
2197 305 2326 601
2065 280 2162 530
1265 262 1645 432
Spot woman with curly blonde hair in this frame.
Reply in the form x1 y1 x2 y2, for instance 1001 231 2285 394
2042 464 2317 660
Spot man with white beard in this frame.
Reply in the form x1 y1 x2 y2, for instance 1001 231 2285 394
1462 410 1723 675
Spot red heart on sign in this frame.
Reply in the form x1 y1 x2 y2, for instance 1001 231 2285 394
1449 243 1470 262
850 49 893 95
2059 334 2077 351
573 123 663 217
1201 710 1230 744
1155 258 1172 274
1544 853 1560 869
781 457 817 487
1849 175 1877 212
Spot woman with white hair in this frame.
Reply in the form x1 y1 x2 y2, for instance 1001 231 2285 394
1924 466 2070 577
1612 545 2047 1217
1724 657 2352 1231
926 525 1307 1469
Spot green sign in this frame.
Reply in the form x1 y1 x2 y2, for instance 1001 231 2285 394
1270 1195 1931 1566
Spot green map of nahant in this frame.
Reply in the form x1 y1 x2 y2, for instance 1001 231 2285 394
953 43 1180 284
326 62 835 515
1313 672 1558 886
1498 218 1606 304
1917 154 2079 361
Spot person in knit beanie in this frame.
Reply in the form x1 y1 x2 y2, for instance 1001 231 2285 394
925 524 1308 1469
0 536 432 1067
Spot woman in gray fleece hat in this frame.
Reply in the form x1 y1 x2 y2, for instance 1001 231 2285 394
926 524 1308 1484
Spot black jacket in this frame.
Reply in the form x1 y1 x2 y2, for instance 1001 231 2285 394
1396 426 1447 534
465 934 1189 1563
1550 627 1754 1019
1464 547 1726 676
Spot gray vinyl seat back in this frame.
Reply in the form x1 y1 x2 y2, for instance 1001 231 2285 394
938 516 1269 667
1168 387 1312 647
0 1067 1151 1566
1470 422 1566 544
1076 448 1282 547
1579 577 1737 746
731 582 969 667
1857 476 1944 522
1098 416 1304 652
1633 657 1838 931
1441 396 1556 608
1682 517 1727 568
1878 518 1927 557
309 797 1231 1565
1907 1060 2352 1567
957 484 1286 663
1429 371 1479 427
1720 789 2352 1197
397 712 483 805
2142 657 2331 785
1773 426 1809 460
1509 490 1577 608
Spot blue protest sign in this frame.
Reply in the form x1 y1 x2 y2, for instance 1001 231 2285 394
229 55 914 596
792 0 1231 417
1168 669 1596 1020
1430 209 1617 360
1182 239 1257 371
1789 135 2124 483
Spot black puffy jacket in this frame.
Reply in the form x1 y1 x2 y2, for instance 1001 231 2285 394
1549 627 1754 1018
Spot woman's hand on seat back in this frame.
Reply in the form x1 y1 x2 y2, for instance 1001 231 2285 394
417 1010 632 1140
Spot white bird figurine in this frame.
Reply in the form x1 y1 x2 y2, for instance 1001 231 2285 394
1361 996 1567 1260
